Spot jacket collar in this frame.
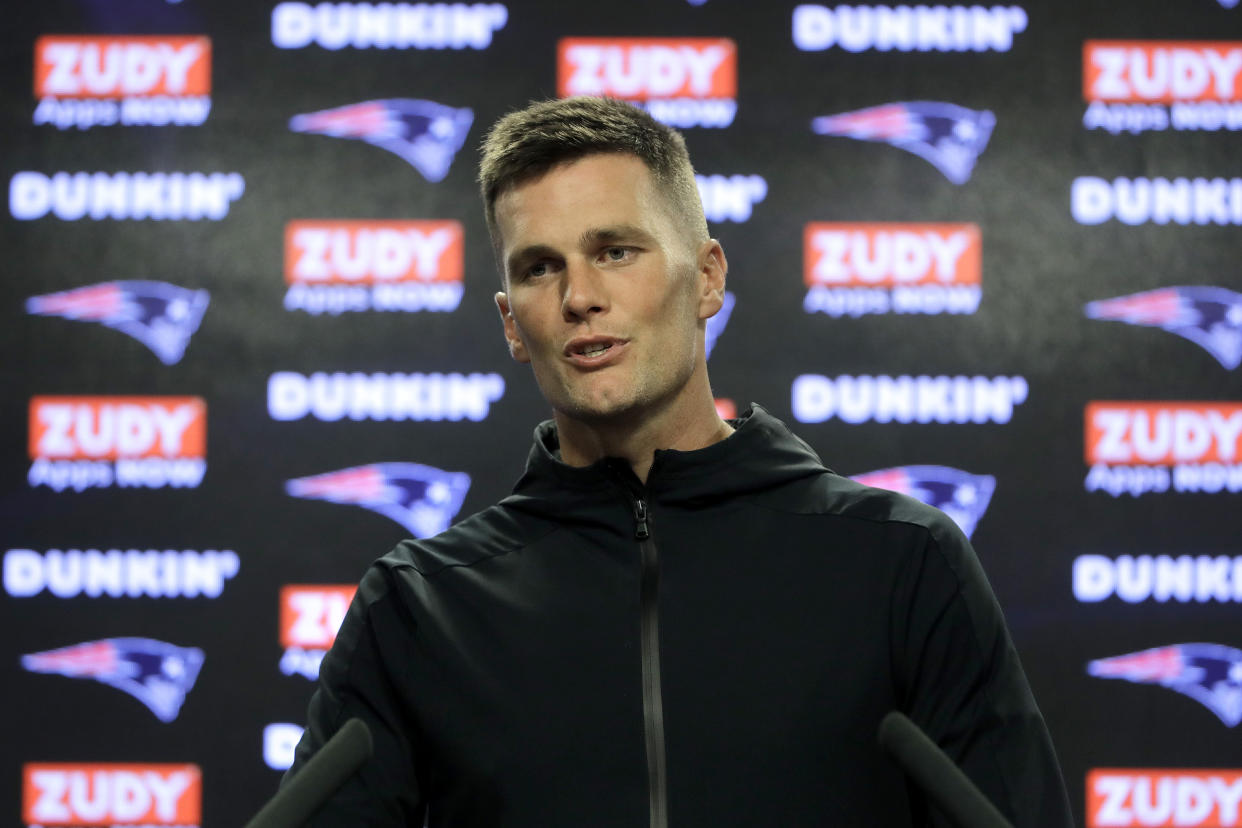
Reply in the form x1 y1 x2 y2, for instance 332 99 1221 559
507 404 829 510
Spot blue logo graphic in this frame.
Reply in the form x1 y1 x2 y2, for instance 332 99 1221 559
705 290 735 360
22 637 204 722
1085 286 1242 370
26 280 209 365
812 102 994 185
289 99 473 183
851 465 995 539
1088 643 1242 727
287 462 471 537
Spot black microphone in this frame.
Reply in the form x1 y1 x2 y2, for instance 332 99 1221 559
877 711 1013 828
245 718 374 828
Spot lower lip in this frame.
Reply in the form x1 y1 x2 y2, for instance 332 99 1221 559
566 342 626 369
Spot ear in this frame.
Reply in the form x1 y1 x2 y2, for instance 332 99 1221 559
695 239 728 320
494 291 530 364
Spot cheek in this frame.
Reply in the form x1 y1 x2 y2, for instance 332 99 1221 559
509 302 548 345
648 279 701 361
665 270 701 329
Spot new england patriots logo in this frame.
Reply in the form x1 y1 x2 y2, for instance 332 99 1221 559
1085 286 1242 370
1088 643 1242 726
705 290 735 360
26 280 209 365
287 462 470 538
289 99 473 183
851 465 995 539
812 102 995 185
22 638 204 723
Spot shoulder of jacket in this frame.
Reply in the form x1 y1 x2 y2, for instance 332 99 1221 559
375 501 560 578
757 471 968 547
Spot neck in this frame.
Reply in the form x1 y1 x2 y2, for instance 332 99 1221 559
554 375 733 484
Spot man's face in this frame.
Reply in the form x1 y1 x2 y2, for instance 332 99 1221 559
493 153 725 425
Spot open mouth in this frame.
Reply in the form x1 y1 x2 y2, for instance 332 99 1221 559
565 337 626 363
578 343 612 357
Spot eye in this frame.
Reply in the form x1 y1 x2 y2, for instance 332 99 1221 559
519 259 556 281
601 246 632 263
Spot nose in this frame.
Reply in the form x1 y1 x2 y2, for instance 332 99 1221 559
560 259 608 321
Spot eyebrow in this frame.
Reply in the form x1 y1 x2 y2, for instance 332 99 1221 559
506 244 557 278
580 224 656 247
506 224 657 277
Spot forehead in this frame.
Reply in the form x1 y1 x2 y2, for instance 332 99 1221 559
493 154 668 249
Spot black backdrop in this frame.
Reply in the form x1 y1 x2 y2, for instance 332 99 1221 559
4 1 1241 825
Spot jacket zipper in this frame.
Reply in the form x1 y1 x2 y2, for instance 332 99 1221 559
634 497 668 828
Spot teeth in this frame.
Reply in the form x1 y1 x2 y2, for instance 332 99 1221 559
581 343 610 357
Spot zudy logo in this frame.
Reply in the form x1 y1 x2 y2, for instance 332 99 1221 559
1087 769 1242 827
23 763 202 827
1084 402 1242 496
284 219 463 314
803 222 981 316
558 37 737 128
279 584 356 680
1083 41 1242 134
28 396 207 492
34 35 211 129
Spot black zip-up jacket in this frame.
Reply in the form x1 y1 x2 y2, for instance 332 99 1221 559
287 405 1073 826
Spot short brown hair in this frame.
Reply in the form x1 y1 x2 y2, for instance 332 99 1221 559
478 96 708 267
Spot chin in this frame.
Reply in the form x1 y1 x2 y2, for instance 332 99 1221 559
556 391 644 425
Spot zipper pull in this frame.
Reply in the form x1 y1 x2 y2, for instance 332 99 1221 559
633 498 650 540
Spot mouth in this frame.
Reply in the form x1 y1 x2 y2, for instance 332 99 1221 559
564 336 628 366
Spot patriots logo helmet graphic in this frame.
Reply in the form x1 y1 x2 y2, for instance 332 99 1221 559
704 290 735 360
22 638 205 723
289 99 473 183
812 101 995 185
1088 643 1242 726
1085 286 1242 370
26 280 209 365
851 465 996 539
287 462 471 538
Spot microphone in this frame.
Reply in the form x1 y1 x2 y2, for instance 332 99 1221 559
245 718 374 828
877 711 1013 828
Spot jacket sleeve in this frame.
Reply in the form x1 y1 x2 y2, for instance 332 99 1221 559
282 564 425 826
889 514 1074 827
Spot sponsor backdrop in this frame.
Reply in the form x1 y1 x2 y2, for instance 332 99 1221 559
3 0 1240 825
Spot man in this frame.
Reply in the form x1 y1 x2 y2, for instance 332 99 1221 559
285 96 1073 826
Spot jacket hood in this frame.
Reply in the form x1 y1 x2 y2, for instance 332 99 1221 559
503 404 831 518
